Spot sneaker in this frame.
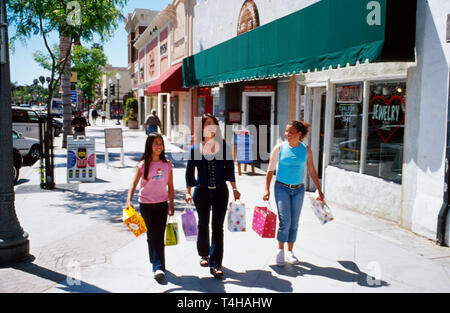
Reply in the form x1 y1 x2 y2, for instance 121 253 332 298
276 249 285 267
154 270 165 280
286 251 300 264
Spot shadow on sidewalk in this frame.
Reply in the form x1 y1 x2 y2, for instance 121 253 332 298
162 267 292 293
270 260 389 288
55 188 129 224
8 256 110 293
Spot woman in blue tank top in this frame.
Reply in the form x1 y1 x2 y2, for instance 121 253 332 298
263 120 324 266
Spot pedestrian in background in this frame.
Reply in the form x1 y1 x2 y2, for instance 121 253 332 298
71 111 88 139
263 120 324 266
185 114 241 279
127 133 175 280
100 110 106 125
91 108 98 126
145 109 162 135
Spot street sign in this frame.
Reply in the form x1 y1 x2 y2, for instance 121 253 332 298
71 90 78 104
104 128 124 168
70 72 77 83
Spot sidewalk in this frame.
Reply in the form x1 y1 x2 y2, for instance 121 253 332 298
1 118 450 293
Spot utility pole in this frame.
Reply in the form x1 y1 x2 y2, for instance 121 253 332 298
0 0 30 265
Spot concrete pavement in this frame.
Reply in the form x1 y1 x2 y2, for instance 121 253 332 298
1 118 450 293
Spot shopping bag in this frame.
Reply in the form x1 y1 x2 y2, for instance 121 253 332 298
252 203 277 238
310 196 334 224
181 206 198 241
122 206 147 237
227 200 246 232
165 217 179 246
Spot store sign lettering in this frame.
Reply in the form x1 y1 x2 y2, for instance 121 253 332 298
372 103 400 122
337 85 362 103
370 96 406 143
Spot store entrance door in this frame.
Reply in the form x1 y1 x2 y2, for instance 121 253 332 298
248 96 271 166
306 87 327 191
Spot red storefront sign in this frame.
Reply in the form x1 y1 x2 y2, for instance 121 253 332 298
244 85 273 92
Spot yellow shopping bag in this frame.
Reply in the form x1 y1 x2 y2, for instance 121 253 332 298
165 217 178 246
123 206 147 237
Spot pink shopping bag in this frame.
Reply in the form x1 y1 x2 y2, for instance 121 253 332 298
252 204 277 238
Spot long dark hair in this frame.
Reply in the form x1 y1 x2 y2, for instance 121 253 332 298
194 113 224 144
140 133 168 179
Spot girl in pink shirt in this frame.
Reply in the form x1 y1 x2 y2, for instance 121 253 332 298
127 133 174 280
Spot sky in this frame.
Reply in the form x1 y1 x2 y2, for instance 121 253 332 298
8 0 173 86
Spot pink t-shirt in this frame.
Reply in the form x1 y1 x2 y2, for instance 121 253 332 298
137 160 173 204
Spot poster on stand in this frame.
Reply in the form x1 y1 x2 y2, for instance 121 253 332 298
67 136 96 182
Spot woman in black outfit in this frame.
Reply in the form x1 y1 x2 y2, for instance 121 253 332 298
185 114 240 279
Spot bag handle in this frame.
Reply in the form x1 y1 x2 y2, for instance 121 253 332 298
184 203 195 213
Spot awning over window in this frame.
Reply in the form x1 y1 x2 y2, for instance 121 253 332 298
182 0 416 88
147 62 188 94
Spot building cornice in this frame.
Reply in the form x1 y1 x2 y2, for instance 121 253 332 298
134 4 177 50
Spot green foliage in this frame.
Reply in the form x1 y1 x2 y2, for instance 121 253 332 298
71 44 108 99
125 98 138 121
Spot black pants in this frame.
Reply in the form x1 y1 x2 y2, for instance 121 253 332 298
193 185 229 268
139 202 168 272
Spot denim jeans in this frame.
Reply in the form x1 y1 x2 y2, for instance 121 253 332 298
139 202 168 272
193 185 229 268
274 182 305 244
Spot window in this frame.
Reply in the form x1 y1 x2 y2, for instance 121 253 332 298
329 81 406 184
364 82 406 183
27 110 40 122
12 109 28 123
329 83 363 173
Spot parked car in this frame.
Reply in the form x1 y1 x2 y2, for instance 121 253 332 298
13 147 22 184
12 106 41 139
34 109 63 137
13 130 41 163
12 106 62 138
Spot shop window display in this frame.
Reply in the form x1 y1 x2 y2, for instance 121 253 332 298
330 83 363 173
364 82 406 183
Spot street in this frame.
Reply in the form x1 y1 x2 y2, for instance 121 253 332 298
1 119 449 293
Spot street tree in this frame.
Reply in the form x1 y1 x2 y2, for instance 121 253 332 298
7 0 128 188
71 44 108 110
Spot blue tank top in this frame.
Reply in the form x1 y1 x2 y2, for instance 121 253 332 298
276 142 308 185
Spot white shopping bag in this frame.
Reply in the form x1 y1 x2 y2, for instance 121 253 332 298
227 200 247 232
310 196 334 225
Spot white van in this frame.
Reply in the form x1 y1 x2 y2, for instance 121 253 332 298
12 106 41 140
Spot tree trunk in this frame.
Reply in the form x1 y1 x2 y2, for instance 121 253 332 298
60 34 72 149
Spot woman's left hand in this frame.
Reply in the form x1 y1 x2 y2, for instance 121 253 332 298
233 189 241 201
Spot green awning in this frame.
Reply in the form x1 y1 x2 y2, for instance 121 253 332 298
183 0 414 88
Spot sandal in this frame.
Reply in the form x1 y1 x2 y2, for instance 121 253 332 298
210 266 223 279
200 256 209 267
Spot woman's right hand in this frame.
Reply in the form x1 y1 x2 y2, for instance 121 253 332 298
126 200 133 209
263 190 270 201
185 193 192 203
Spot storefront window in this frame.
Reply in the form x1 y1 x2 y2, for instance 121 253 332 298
364 82 406 183
330 83 363 173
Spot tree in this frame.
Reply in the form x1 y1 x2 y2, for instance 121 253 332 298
71 44 107 104
7 0 128 188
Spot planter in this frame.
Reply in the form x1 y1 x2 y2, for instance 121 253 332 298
127 120 139 129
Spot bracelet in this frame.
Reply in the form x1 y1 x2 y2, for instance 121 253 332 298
233 188 238 191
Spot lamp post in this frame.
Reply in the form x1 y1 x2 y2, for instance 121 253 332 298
115 72 121 125
0 0 29 265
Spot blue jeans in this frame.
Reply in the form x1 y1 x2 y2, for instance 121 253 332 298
147 125 157 135
274 182 305 244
